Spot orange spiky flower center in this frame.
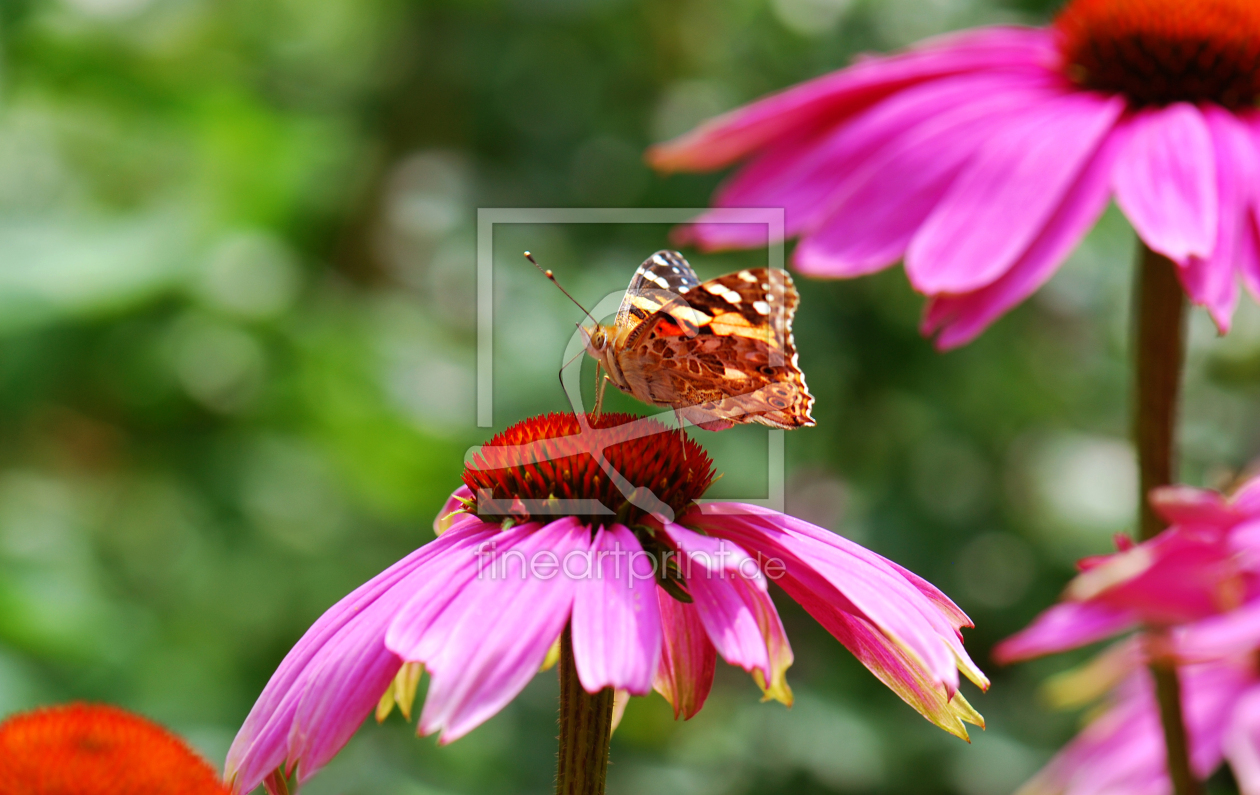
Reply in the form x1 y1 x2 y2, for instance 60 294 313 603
1056 0 1260 108
462 412 715 527
0 703 231 795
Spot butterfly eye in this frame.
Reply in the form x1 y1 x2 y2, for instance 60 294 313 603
592 330 606 349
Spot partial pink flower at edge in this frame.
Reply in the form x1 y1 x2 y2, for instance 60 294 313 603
995 478 1260 664
1017 659 1256 795
648 2 1260 348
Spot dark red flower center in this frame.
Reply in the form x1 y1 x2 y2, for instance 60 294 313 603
462 412 715 527
1056 0 1260 108
0 703 231 795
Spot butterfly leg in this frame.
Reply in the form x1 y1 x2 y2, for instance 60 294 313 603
593 362 606 417
674 408 689 462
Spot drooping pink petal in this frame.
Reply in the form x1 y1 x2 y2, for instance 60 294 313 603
994 601 1138 664
400 518 590 743
1177 600 1260 662
653 585 717 719
690 504 978 694
1065 527 1241 625
790 73 1066 275
570 525 662 696
226 520 500 794
905 91 1124 295
784 572 982 739
921 115 1127 349
647 26 1058 172
1113 103 1218 263
1225 686 1260 795
1150 484 1239 529
1236 475 1260 514
1176 107 1257 332
659 523 778 685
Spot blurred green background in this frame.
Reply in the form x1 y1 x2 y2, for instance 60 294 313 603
2 0 1258 792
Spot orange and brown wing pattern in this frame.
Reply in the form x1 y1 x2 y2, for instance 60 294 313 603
611 264 814 429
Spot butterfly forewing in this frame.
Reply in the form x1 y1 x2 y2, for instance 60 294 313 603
614 250 702 329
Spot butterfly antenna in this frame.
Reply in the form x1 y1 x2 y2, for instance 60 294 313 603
525 251 599 328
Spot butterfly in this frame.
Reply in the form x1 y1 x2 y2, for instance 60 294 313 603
581 250 815 431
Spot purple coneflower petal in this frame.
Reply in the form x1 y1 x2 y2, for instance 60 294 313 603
1238 211 1260 309
692 71 1060 252
1021 663 1248 795
647 26 1057 172
786 575 982 739
571 525 662 696
225 521 498 793
1225 687 1260 795
995 601 1138 664
920 105 1126 348
1150 484 1240 528
1178 107 1259 332
791 73 1064 276
661 522 794 702
1178 601 1260 662
402 518 589 743
692 504 980 694
906 91 1123 295
1113 103 1218 263
653 585 717 719
434 485 473 536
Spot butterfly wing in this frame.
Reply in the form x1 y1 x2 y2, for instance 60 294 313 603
614 250 702 330
614 266 815 429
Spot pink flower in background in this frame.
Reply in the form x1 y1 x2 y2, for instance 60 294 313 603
648 0 1260 348
1018 659 1257 795
1014 591 1260 795
225 413 987 794
995 477 1260 664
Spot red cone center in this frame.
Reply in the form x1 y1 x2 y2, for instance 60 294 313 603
463 412 715 526
1056 0 1260 108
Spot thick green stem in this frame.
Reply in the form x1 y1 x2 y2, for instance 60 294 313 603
555 625 614 795
1132 242 1198 795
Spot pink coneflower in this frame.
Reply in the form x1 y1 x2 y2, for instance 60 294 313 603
225 412 987 794
0 702 232 795
648 0 1260 348
1010 594 1260 795
995 476 1260 664
1015 656 1257 795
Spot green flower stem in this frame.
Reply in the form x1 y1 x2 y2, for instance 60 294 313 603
555 625 614 795
1133 241 1198 795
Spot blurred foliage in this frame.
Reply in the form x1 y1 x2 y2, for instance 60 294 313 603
2 0 1260 794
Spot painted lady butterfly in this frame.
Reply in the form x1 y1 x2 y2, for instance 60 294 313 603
581 251 815 431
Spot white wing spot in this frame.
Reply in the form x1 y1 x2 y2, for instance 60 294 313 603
738 270 758 282
704 283 728 295
679 286 690 293
671 266 680 273
723 291 741 304
760 283 770 291
753 301 771 315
